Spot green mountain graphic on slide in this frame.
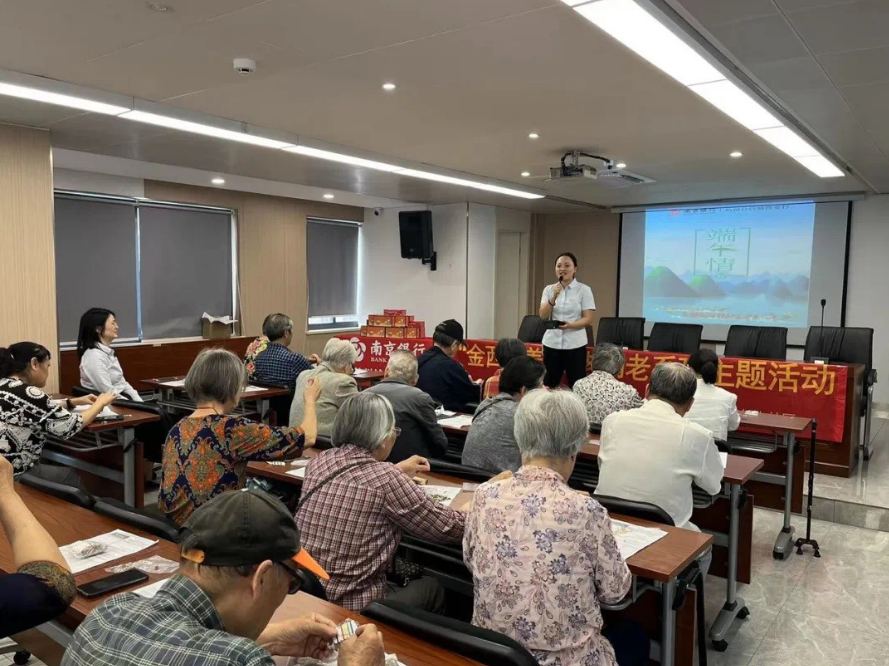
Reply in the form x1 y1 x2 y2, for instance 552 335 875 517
688 274 725 297
644 266 698 298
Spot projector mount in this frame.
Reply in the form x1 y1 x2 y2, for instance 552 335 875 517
557 150 616 176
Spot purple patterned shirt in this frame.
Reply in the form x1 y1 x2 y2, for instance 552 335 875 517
464 466 632 666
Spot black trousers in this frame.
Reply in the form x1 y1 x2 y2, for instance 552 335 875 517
543 345 588 388
602 618 650 666
384 577 447 615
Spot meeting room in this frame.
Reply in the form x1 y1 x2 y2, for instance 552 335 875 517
1 1 888 665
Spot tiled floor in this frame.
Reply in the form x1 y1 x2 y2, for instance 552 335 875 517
704 507 889 666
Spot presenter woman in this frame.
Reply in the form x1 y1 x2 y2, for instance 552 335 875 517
539 252 595 388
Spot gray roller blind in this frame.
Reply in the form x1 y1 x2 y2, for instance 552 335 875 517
54 197 138 344
139 206 233 339
307 219 359 317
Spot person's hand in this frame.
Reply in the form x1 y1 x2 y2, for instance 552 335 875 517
0 455 15 497
72 394 97 407
551 281 563 301
304 378 322 403
309 353 322 365
489 469 513 483
338 624 386 666
95 392 118 408
396 455 430 478
559 321 573 330
259 613 338 658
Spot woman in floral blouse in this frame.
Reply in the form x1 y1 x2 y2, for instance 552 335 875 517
463 389 649 666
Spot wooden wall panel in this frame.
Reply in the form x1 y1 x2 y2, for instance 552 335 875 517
0 125 58 391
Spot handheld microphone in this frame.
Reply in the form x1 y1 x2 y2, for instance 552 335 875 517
558 276 564 283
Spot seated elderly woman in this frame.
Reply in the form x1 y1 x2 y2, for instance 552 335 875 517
464 389 649 666
684 348 740 442
481 338 527 400
297 392 465 613
159 348 319 525
461 356 546 473
290 338 359 438
572 343 643 428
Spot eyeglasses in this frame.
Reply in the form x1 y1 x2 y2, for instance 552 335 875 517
277 563 304 595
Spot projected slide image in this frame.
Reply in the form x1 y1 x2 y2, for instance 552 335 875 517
642 204 816 328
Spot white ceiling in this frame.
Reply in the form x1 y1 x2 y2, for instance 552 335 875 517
0 0 882 209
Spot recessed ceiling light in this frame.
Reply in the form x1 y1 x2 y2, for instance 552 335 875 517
730 151 743 158
211 177 225 185
521 171 531 177
323 193 335 199
382 82 396 91
146 2 171 11
528 132 540 140
615 162 627 169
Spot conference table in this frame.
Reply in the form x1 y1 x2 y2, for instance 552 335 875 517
3 484 485 666
249 455 713 666
42 399 160 507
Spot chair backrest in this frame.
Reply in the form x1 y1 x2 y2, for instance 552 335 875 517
427 459 494 483
647 323 703 354
314 434 333 451
804 326 874 374
592 494 675 526
363 600 539 666
517 315 546 344
93 499 182 542
597 317 645 350
724 325 787 360
296 569 328 600
18 474 96 509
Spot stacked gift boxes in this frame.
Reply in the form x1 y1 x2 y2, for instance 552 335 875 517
360 309 425 338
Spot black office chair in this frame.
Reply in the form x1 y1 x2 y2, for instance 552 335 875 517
427 459 494 483
517 315 547 344
249 381 294 427
724 325 787 360
804 326 878 458
296 569 328 601
647 323 703 354
18 474 96 509
93 498 182 543
363 600 538 666
569 458 600 490
593 495 709 665
313 434 333 451
597 317 645 350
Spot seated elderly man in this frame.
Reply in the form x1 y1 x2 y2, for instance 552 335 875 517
298 392 465 613
63 490 384 666
572 343 642 428
596 362 723 574
365 350 447 464
245 313 319 390
464 390 648 666
416 319 480 413
290 338 359 438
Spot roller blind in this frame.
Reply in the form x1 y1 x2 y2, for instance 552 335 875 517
138 206 233 339
306 219 359 325
54 197 139 344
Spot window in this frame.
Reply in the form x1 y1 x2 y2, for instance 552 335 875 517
54 192 236 345
306 218 360 331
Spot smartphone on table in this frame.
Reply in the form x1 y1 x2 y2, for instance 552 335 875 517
77 569 149 598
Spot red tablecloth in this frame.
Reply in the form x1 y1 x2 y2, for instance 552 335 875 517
338 335 848 443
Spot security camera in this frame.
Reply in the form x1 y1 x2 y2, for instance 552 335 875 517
373 208 383 216
233 58 257 75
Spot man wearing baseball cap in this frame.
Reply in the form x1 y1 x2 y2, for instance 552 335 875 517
63 489 385 666
416 319 480 412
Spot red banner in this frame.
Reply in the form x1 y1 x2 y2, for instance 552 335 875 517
339 336 848 443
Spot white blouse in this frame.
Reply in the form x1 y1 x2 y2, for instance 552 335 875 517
685 378 741 442
80 344 142 401
540 280 596 350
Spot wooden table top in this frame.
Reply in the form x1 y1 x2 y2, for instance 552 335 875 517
248 456 711 582
53 395 161 432
739 411 813 433
141 376 290 398
579 442 763 485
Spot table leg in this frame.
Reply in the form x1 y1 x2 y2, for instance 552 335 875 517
773 432 796 560
260 398 271 424
709 483 749 649
660 579 676 666
122 428 136 507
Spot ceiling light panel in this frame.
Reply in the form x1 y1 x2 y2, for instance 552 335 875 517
754 127 818 158
688 79 781 131
395 169 544 199
792 155 844 178
0 82 129 115
120 110 294 149
283 145 403 172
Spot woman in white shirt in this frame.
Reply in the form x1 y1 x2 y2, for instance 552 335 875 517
685 348 741 442
78 308 142 402
538 252 596 388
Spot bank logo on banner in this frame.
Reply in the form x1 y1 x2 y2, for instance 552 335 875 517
349 337 367 363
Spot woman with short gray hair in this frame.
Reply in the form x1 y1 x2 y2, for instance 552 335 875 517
464 389 648 666
573 343 643 428
297 391 466 613
290 338 360 437
159 348 320 525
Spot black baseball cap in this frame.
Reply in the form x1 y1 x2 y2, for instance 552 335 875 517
180 489 328 580
436 319 465 344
